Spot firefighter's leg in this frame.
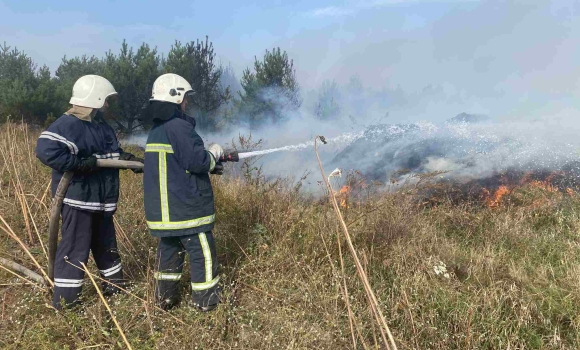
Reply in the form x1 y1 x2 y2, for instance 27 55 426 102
181 231 221 311
52 205 93 310
155 237 186 309
91 212 123 295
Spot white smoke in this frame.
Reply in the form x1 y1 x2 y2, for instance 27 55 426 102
122 88 580 193
332 115 580 185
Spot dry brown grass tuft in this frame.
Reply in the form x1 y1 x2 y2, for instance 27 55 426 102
0 121 579 349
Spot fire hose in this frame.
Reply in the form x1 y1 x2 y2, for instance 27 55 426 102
47 159 144 283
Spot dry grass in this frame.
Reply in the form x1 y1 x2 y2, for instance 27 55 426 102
0 121 580 349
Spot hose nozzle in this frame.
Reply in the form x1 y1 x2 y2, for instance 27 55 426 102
219 150 239 162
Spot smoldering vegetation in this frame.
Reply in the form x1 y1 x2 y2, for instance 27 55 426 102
185 78 580 199
331 113 580 184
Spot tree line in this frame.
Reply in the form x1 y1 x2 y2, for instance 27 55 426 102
0 38 301 133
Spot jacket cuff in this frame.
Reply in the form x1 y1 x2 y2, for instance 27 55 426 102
208 151 216 172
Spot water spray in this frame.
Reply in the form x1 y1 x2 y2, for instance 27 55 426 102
223 131 361 160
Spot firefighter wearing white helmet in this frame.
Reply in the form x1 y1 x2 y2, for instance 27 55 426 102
70 74 118 109
36 74 142 309
150 73 193 105
143 73 224 311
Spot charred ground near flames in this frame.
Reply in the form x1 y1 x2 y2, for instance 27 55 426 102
327 113 580 211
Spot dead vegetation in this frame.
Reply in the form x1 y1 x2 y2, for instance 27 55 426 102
1 121 580 349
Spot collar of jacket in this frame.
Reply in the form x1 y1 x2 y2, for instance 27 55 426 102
66 105 97 122
148 101 179 123
92 111 108 124
147 101 196 127
176 109 197 128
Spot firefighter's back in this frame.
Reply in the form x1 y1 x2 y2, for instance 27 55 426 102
143 116 215 238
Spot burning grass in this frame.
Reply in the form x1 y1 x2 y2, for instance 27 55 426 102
1 121 580 349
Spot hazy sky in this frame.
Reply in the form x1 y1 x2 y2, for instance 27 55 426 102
1 0 579 119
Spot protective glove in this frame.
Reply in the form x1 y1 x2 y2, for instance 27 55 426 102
119 152 144 173
75 156 98 173
119 152 141 161
210 162 224 175
207 143 224 162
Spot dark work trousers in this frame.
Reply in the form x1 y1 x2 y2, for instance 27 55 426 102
155 232 220 308
52 205 123 309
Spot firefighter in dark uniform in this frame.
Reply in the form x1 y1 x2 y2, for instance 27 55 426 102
143 73 224 311
35 75 142 309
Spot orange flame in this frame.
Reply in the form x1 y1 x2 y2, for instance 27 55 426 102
337 185 351 208
528 180 557 192
483 171 565 208
339 185 351 194
484 185 509 208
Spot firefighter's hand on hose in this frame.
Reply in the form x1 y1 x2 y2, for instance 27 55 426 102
210 162 224 175
75 156 98 173
119 152 142 161
119 152 144 173
207 143 224 162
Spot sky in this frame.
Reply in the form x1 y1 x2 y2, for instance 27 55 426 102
1 0 579 121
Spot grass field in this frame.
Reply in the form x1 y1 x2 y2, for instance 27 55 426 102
1 121 579 349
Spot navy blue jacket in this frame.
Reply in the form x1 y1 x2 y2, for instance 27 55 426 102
36 114 122 215
143 107 216 237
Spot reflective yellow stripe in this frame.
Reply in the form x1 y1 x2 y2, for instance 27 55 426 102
199 233 212 282
147 214 215 230
208 151 216 172
146 143 174 153
191 276 220 291
147 142 215 230
159 152 169 222
147 142 172 223
154 272 182 281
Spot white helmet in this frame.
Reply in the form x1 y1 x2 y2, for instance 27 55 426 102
69 75 117 109
150 73 193 104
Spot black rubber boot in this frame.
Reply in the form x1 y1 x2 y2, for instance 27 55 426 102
159 296 180 311
197 303 218 312
102 279 125 297
192 285 221 312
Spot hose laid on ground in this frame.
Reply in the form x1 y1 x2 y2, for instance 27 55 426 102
0 257 46 285
47 160 144 283
47 171 73 282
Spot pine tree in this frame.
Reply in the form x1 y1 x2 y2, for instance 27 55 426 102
238 48 301 127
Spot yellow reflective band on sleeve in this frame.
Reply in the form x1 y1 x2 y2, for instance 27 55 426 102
159 152 169 222
154 272 182 281
146 144 174 153
199 232 213 282
147 214 215 230
208 151 216 172
191 276 220 291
